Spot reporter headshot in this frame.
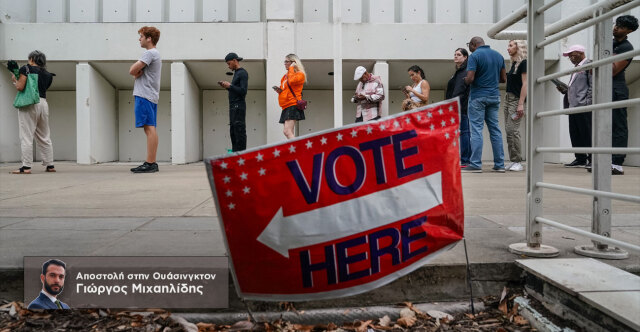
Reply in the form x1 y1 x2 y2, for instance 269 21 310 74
28 259 70 309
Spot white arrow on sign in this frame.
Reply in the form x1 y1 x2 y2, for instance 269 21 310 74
257 172 443 258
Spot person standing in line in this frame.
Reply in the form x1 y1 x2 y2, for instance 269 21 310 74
503 40 528 172
219 52 248 152
10 50 55 174
351 66 384 122
559 45 592 169
446 48 471 168
462 37 507 173
273 54 306 139
401 65 430 111
607 15 637 175
129 26 161 173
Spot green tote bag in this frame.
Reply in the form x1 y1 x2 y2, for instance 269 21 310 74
13 66 40 109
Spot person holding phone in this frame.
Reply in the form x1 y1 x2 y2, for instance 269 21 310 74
219 52 248 152
273 54 306 139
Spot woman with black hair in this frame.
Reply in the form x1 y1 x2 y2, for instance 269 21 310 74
401 65 430 111
446 48 471 168
10 50 55 174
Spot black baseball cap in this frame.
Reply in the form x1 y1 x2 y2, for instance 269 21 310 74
225 52 243 62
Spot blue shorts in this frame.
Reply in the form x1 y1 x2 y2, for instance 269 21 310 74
134 96 157 128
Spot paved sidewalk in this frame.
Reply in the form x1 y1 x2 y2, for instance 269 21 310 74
1 162 638 304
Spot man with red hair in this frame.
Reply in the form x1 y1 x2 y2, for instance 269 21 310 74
129 26 162 173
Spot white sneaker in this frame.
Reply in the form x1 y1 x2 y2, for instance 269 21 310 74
509 162 523 172
505 162 514 171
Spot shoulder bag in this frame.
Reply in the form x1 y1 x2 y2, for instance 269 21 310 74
286 76 307 111
13 65 40 109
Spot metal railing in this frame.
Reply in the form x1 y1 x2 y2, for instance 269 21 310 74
489 0 640 259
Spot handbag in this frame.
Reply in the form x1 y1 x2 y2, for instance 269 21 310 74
285 77 307 111
13 65 40 109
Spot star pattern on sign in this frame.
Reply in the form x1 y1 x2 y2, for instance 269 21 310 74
237 158 245 166
441 120 447 127
225 190 233 197
445 132 450 139
393 120 400 128
273 149 281 157
336 133 343 141
258 168 266 176
430 124 435 131
240 172 248 181
416 114 422 121
351 129 358 138
288 145 296 153
305 140 313 149
427 112 433 118
366 126 373 134
450 117 456 124
223 176 231 183
453 140 457 147
438 109 444 115
449 105 454 112
256 153 264 162
320 137 328 145
404 117 411 124
242 186 251 194
220 161 228 169
380 124 387 130
228 203 235 210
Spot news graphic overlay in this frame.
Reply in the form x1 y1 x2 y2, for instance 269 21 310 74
24 257 228 308
205 98 464 301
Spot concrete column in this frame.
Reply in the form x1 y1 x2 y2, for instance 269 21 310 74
76 62 117 164
0 74 20 162
265 2 295 143
171 62 202 164
373 61 389 117
333 0 343 128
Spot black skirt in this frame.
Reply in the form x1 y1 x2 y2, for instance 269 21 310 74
279 105 305 124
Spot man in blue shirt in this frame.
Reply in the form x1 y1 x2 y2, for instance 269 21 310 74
462 37 507 173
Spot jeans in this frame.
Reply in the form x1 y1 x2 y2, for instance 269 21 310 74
468 95 504 169
459 112 471 165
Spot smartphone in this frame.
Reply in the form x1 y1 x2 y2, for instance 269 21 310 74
272 85 280 91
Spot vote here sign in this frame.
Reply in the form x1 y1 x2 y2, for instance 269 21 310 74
205 98 464 301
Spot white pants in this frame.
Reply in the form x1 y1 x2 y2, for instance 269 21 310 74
18 98 54 168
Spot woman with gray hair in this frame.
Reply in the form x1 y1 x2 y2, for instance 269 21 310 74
504 40 527 172
10 50 55 174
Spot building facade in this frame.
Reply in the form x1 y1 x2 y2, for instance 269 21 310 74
1 0 638 165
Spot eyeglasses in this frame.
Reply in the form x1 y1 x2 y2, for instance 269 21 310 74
284 60 293 64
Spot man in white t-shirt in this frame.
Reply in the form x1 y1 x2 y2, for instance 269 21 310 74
129 26 162 173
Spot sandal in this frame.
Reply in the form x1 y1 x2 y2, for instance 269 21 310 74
46 165 56 172
12 166 32 174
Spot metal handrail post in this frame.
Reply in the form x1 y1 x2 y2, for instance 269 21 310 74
508 0 559 258
577 7 628 259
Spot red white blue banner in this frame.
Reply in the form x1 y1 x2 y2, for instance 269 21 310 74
205 98 464 301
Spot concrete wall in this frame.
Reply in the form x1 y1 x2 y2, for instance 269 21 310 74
171 62 202 164
627 79 640 166
47 91 77 161
0 76 20 162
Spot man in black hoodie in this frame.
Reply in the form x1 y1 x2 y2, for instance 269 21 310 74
219 52 249 152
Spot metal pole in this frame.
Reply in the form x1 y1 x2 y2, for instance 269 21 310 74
509 0 558 258
576 6 628 260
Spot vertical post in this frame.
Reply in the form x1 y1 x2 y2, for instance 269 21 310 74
575 7 627 259
509 0 558 257
373 61 389 117
333 0 343 128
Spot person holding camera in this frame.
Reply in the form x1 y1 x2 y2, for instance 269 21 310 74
272 54 306 139
351 66 384 122
219 52 248 151
10 50 55 174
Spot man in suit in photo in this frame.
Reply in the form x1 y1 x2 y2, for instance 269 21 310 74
28 259 70 309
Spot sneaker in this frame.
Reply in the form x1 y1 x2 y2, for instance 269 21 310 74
461 166 482 173
564 159 587 168
612 165 624 175
509 162 523 172
585 160 591 170
132 162 159 173
11 166 31 174
505 162 514 171
460 163 469 168
492 166 506 173
46 165 56 172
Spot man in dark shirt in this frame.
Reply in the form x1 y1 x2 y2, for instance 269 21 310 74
219 52 249 152
608 15 638 175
